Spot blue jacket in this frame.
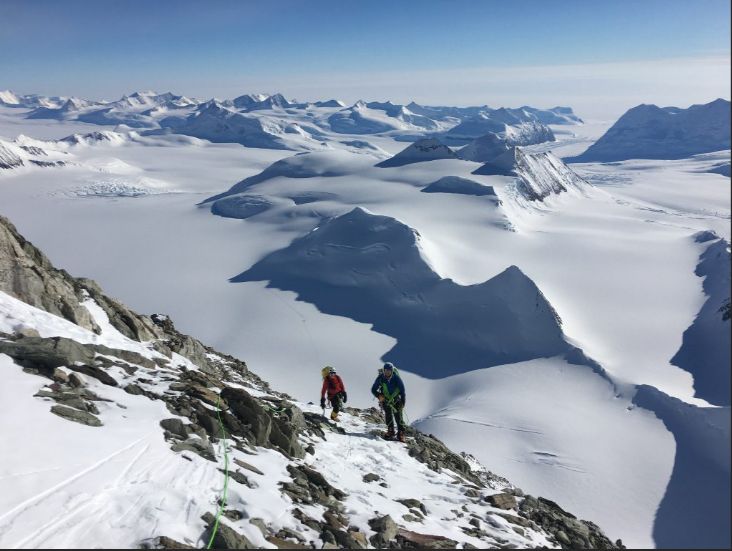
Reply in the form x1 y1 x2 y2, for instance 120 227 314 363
371 373 406 404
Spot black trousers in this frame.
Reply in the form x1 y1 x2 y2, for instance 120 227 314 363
384 400 405 432
329 393 343 414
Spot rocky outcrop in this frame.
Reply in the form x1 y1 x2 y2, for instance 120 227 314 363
221 387 305 458
0 215 100 332
518 495 624 549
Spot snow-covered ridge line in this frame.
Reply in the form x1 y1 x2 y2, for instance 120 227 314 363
0 213 623 549
2 88 580 152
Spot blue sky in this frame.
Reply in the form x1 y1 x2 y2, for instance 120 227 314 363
1 0 730 118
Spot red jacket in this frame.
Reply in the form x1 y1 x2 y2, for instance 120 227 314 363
321 374 346 399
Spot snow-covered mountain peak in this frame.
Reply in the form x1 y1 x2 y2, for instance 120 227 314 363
376 138 457 167
0 89 22 106
571 98 731 161
474 147 591 203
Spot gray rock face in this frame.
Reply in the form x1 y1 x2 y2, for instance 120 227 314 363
0 336 96 373
77 278 161 342
221 387 305 458
0 216 99 333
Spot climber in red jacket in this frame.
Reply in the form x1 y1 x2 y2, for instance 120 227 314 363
320 366 347 421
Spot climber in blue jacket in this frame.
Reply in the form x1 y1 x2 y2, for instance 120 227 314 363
371 362 406 442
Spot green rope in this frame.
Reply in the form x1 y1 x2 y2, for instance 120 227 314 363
383 396 410 427
207 397 230 549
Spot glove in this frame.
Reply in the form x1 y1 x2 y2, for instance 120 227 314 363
342 391 348 404
377 394 385 403
320 397 326 408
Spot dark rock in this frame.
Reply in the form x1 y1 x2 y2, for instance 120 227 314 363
171 439 216 462
233 458 264 476
249 518 268 537
140 535 195 549
405 432 484 486
396 498 427 515
50 404 102 426
196 413 221 437
395 528 458 549
276 528 306 543
228 470 257 488
91 344 158 370
0 336 95 374
486 493 517 510
68 372 86 388
322 510 344 530
66 363 118 386
223 387 305 458
224 510 244 521
368 515 398 547
348 530 368 548
363 473 380 483
160 418 189 439
265 535 310 549
293 508 323 532
495 512 531 528
202 512 256 549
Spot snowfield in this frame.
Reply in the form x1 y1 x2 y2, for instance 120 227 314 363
1 92 730 549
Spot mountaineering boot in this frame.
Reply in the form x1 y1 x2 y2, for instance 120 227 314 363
330 410 339 421
382 430 395 440
397 431 406 443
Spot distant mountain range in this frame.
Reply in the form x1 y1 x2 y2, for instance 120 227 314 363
1 89 579 154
